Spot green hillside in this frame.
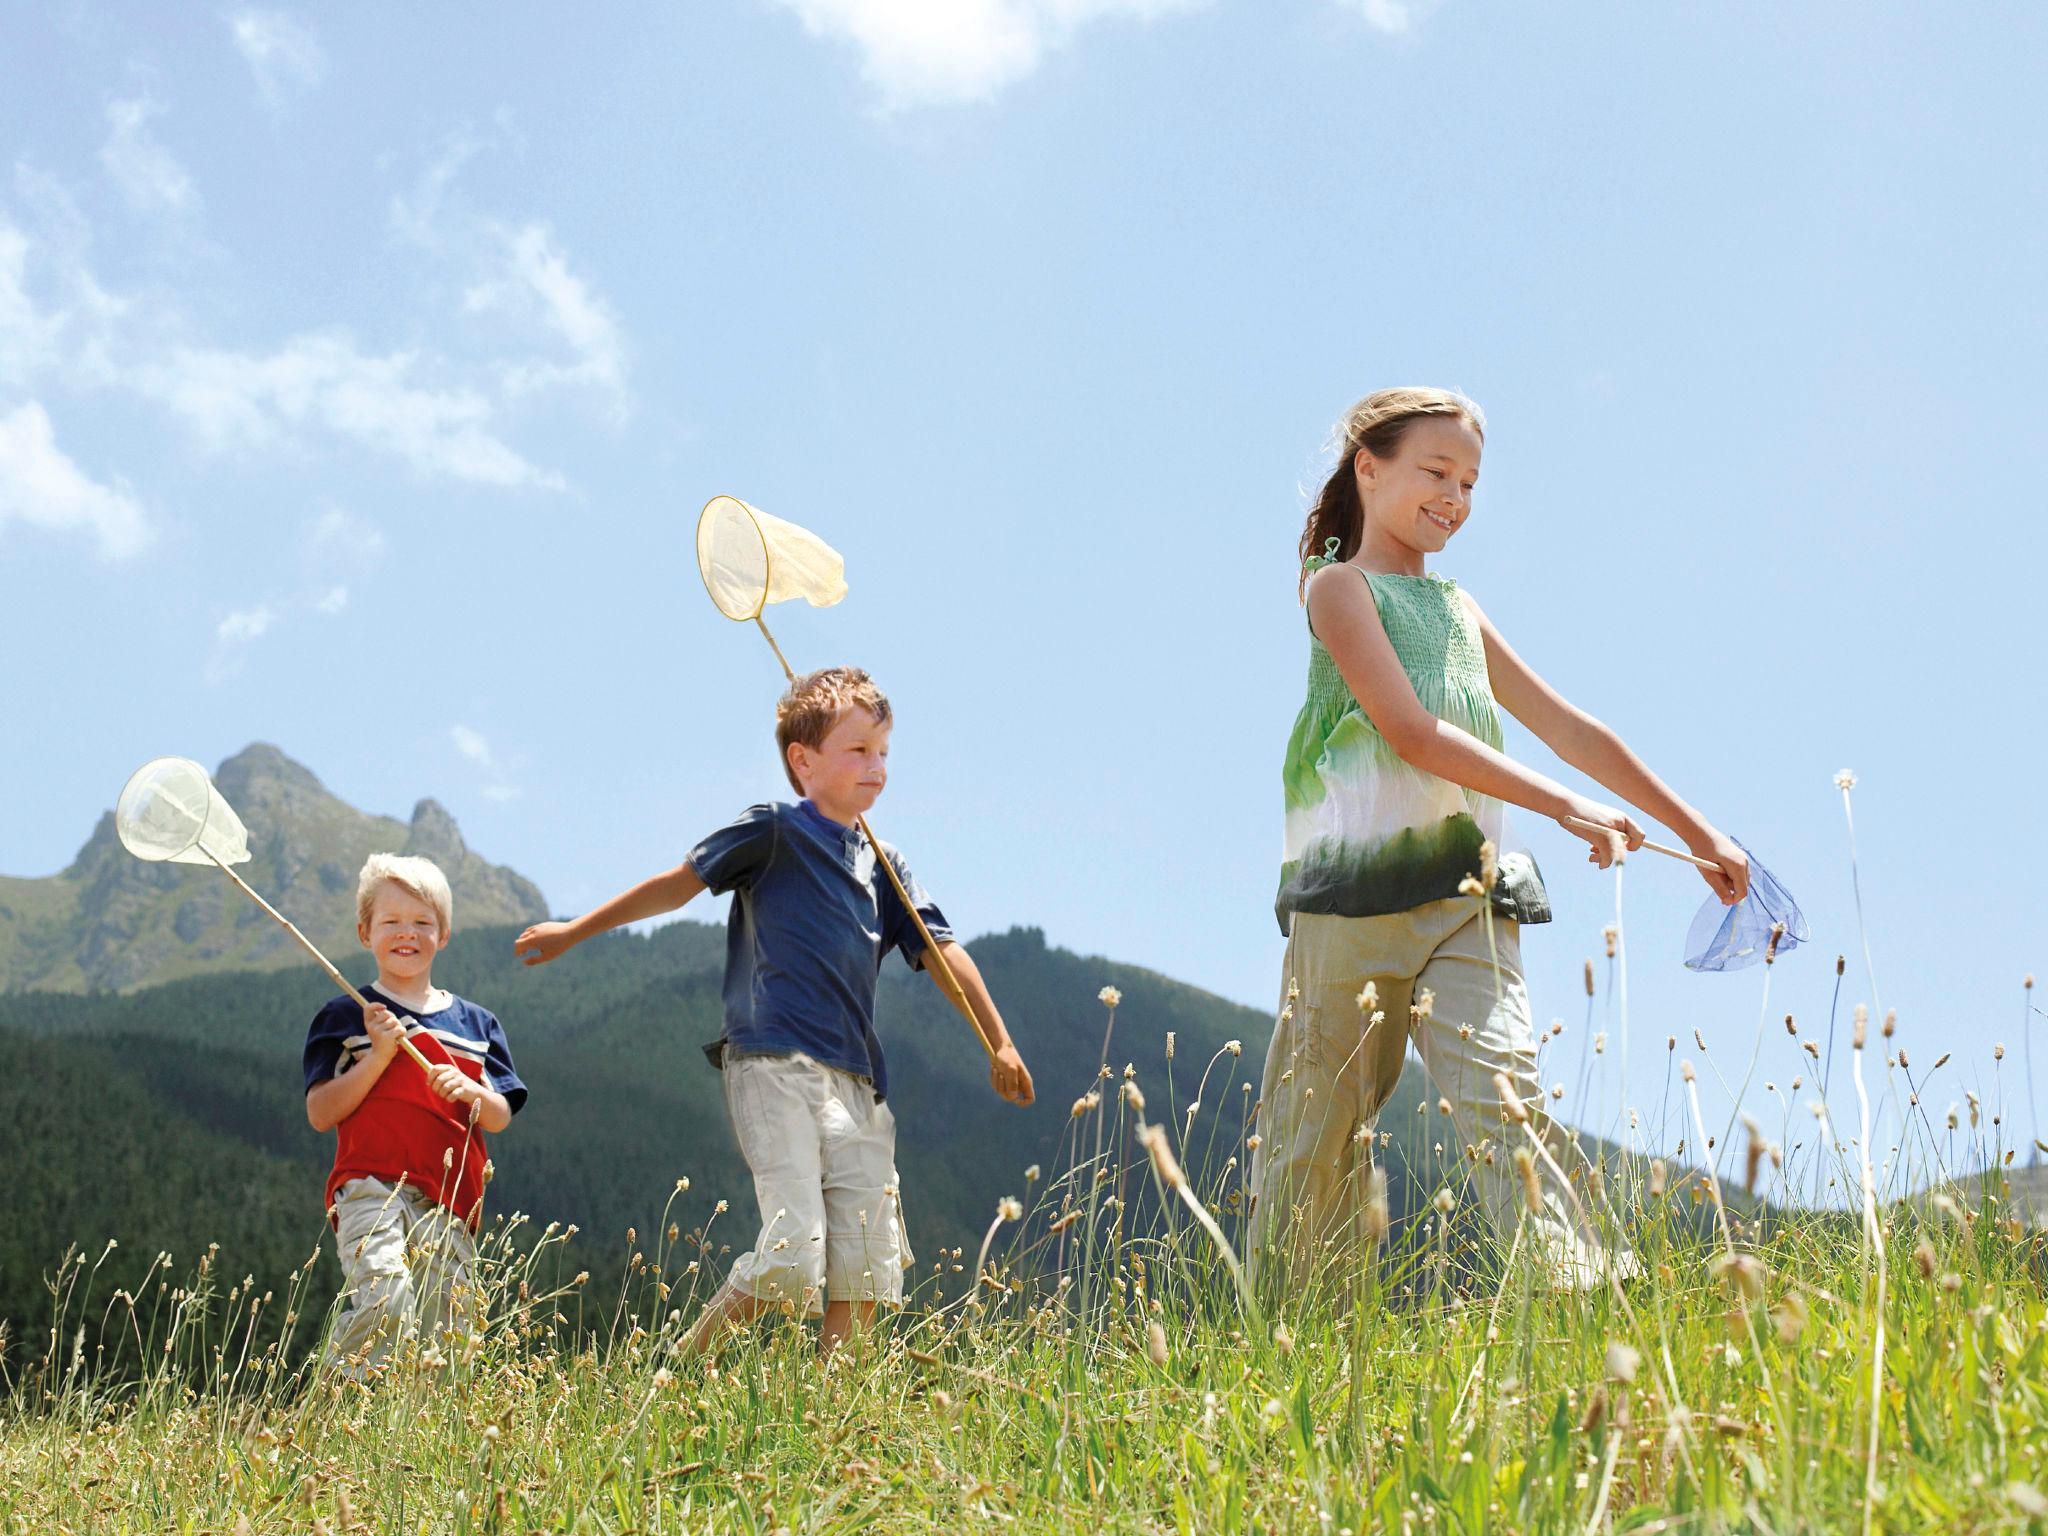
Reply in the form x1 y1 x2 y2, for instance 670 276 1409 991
0 918 1341 1364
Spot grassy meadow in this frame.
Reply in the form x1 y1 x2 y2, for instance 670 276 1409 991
3 820 2045 1533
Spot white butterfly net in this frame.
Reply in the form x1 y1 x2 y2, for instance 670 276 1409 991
114 756 251 866
696 496 848 622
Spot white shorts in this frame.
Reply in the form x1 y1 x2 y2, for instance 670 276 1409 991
723 1052 914 1313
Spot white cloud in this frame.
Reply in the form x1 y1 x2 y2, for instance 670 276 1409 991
216 604 276 644
228 10 327 108
314 584 348 614
452 724 519 802
1335 0 1443 34
0 223 61 386
100 96 198 214
764 0 1199 109
4 144 583 510
450 724 496 768
132 332 561 487
388 127 488 251
464 223 629 410
306 506 387 565
0 400 151 558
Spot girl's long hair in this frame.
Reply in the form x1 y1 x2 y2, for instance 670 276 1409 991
1296 388 1486 599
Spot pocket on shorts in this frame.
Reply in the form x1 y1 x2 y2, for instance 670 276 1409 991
333 1177 403 1257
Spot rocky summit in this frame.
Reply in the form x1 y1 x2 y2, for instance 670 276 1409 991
0 744 547 993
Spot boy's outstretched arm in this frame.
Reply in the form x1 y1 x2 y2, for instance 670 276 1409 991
931 940 1033 1106
514 862 707 966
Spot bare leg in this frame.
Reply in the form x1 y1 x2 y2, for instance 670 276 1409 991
818 1299 877 1358
677 1281 772 1358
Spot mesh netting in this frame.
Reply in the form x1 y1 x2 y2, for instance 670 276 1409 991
114 756 251 866
1683 840 1806 972
696 496 847 622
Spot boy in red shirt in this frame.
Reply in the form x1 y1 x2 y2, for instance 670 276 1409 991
303 854 526 1376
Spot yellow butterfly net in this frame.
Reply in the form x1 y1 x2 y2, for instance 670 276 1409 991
696 496 848 623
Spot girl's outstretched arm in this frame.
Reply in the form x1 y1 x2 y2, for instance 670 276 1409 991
1307 563 1643 869
1461 590 1748 904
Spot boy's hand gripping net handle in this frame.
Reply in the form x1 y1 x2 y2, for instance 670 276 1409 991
202 848 436 1073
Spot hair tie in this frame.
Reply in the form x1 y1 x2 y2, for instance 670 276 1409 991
1302 535 1343 576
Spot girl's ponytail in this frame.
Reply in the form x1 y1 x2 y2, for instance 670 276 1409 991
1296 387 1486 600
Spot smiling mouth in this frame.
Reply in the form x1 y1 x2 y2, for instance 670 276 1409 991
1423 509 1456 532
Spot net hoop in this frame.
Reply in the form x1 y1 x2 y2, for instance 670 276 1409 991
695 495 847 623
114 756 252 866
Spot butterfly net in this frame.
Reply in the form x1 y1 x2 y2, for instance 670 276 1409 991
115 756 251 866
696 496 848 622
1683 840 1807 972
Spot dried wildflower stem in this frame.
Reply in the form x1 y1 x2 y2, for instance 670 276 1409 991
1583 1424 1624 1535
903 1345 1051 1407
1136 1123 1258 1327
1717 930 1783 1181
1495 1102 1708 1490
1613 862 1631 1128
1836 778 1882 1023
1850 1026 1888 1536
1682 1070 1785 1432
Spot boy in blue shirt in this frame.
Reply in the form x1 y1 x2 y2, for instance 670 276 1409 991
515 666 1033 1355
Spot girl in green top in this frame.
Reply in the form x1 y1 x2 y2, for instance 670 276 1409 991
1250 387 1748 1291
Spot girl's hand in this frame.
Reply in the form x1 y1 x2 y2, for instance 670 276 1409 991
1559 798 1645 869
990 1044 1035 1106
515 921 577 967
1689 827 1750 906
362 1002 407 1063
425 1062 480 1105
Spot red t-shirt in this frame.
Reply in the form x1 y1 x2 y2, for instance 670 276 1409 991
302 987 526 1230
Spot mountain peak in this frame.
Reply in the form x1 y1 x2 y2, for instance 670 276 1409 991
4 746 548 993
214 742 329 801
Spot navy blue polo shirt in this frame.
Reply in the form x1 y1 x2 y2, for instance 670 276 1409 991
688 800 953 1101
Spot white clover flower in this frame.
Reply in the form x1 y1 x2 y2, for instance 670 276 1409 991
997 1197 1023 1223
1834 768 1857 790
1099 986 1123 1008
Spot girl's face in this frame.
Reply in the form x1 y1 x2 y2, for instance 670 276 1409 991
1355 415 1483 557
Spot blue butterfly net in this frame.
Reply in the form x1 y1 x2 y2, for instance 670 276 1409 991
1683 841 1809 972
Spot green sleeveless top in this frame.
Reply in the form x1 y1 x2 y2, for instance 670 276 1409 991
1276 558 1550 934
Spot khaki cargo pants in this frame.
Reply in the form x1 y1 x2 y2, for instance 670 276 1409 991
1247 898 1632 1293
324 1176 479 1377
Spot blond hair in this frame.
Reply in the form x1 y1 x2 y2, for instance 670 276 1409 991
774 666 891 795
356 853 454 935
1297 388 1487 597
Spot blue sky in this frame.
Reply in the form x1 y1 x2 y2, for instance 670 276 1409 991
2 2 2043 1172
